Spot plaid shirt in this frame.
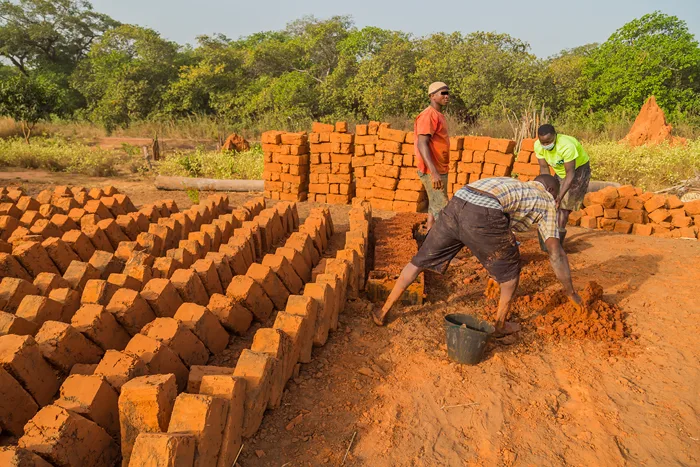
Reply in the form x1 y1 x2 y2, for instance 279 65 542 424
455 177 559 240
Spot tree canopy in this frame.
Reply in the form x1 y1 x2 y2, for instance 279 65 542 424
0 2 698 133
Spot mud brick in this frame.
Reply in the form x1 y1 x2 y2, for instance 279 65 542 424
83 199 113 220
39 203 62 219
463 136 490 151
0 215 18 242
271 311 306 374
286 231 318 268
584 204 604 218
394 188 427 203
298 223 324 256
135 232 162 257
303 216 328 250
217 244 246 277
603 208 619 219
32 272 70 297
139 278 182 319
648 208 671 224
100 197 124 217
170 269 208 306
164 247 192 269
192 205 212 226
166 393 227 467
140 319 206 370
0 203 21 219
225 275 274 322
112 216 139 242
80 225 112 254
284 295 317 363
32 190 51 206
35 320 103 373
246 263 289 311
19 211 43 230
227 234 254 267
85 251 121 281
669 207 686 217
671 215 692 228
147 257 177 281
54 374 119 438
251 329 293 406
125 334 188 392
205 294 252 336
19 405 119 466
0 311 38 336
122 263 152 290
180 238 204 262
16 196 40 214
129 433 196 467
325 258 350 307
79 212 101 228
49 214 79 233
232 349 273 437
12 241 57 277
0 277 38 312
0 248 31 279
486 138 516 154
598 217 616 231
117 374 177 466
71 303 130 351
578 215 596 229
613 197 630 210
28 218 62 239
140 205 160 223
336 249 361 298
261 254 303 296
186 365 232 393
0 367 39 437
613 220 633 234
106 273 141 293
684 199 700 216
616 209 644 224
15 295 63 327
81 279 119 307
301 282 331 347
86 188 105 200
61 260 99 292
60 230 94 263
0 334 60 406
175 303 228 355
106 289 156 336
95 350 149 394
567 210 584 226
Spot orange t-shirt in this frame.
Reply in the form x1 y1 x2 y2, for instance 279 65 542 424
414 106 449 175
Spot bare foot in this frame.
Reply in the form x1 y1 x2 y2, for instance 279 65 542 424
493 321 521 337
371 307 387 326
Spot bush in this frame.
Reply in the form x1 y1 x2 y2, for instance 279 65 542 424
589 140 700 191
156 145 264 180
0 137 126 176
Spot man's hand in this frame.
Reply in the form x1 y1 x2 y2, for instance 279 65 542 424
431 173 443 190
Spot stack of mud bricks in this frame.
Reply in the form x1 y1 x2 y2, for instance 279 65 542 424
447 136 517 197
262 131 310 201
511 138 555 181
308 121 355 204
369 124 427 212
571 185 700 240
352 121 381 200
0 187 369 467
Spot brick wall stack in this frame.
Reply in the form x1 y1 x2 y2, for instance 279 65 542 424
352 121 380 200
573 185 700 240
448 136 464 197
370 125 427 213
512 138 549 181
262 132 310 201
308 122 355 205
446 137 517 197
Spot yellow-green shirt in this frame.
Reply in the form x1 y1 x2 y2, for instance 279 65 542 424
534 134 590 178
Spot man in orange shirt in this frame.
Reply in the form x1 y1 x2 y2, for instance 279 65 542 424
415 81 451 230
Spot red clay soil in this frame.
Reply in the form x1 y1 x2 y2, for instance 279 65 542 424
373 212 427 275
622 95 686 146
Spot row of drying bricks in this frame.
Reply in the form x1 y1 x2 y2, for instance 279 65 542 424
0 189 371 467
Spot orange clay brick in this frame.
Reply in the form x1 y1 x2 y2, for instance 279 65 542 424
142 317 209 368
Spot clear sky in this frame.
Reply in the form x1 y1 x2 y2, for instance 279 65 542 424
90 0 699 58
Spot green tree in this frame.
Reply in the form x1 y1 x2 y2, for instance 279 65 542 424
584 12 700 113
0 73 59 142
74 24 181 132
544 44 597 115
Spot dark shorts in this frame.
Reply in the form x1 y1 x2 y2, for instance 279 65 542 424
558 162 591 211
410 197 521 283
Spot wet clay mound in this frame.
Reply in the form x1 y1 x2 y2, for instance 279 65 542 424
622 96 686 147
373 212 427 275
531 282 627 341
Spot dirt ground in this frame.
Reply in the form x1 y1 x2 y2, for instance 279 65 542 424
2 169 698 466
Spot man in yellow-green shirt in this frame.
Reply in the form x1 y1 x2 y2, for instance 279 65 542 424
534 124 591 247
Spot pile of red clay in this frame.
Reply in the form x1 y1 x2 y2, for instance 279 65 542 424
531 282 627 341
373 213 426 275
622 96 686 147
221 133 250 152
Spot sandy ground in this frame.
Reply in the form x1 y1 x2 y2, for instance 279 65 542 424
2 168 698 466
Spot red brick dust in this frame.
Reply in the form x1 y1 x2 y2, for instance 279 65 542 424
622 96 686 147
372 212 426 275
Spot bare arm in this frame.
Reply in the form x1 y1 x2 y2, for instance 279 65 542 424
537 157 550 175
557 160 577 206
417 134 443 189
545 237 582 305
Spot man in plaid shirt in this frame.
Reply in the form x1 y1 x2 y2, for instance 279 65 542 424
372 174 582 335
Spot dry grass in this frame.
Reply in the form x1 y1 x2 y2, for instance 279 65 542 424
156 145 264 180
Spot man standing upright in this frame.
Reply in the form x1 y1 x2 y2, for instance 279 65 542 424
415 82 450 231
534 124 591 247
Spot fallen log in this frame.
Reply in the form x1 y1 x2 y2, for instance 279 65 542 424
155 175 264 192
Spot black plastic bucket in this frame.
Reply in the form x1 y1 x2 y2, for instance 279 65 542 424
443 314 495 365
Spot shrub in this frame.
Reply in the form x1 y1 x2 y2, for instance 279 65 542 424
156 145 264 180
